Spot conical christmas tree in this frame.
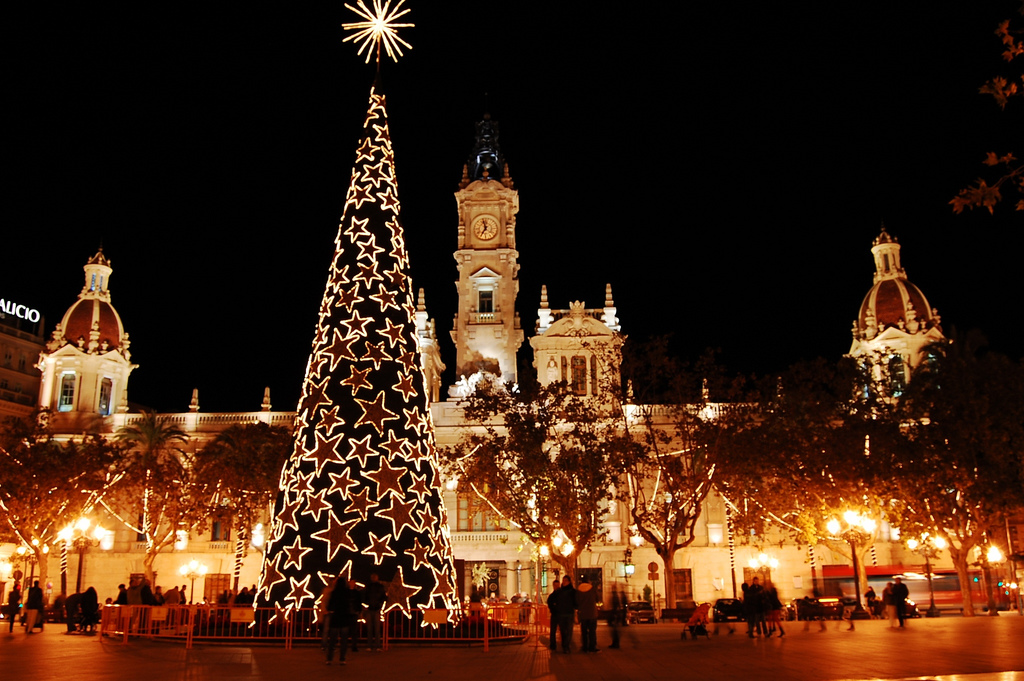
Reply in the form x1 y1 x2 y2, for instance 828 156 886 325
255 83 459 619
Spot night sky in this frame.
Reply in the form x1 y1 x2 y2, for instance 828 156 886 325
7 1 1021 414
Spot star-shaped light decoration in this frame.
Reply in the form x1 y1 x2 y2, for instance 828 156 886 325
256 4 460 623
342 0 413 66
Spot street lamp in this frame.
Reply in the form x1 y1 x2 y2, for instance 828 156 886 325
623 547 635 600
58 517 106 594
979 544 1005 617
826 511 876 624
906 534 947 618
179 560 208 604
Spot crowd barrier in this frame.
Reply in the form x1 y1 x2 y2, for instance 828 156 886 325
99 603 550 651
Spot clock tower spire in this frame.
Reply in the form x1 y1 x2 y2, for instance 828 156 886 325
449 115 523 393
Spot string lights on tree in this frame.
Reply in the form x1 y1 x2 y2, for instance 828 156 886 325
256 1 460 621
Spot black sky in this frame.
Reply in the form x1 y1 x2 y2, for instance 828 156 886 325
6 1 1022 413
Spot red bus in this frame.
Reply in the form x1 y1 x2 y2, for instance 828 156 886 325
820 564 1010 614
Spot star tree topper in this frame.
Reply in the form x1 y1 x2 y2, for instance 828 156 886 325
343 0 413 65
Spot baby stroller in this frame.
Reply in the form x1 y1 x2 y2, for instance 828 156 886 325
683 603 711 640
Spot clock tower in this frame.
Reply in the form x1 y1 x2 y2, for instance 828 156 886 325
450 115 523 392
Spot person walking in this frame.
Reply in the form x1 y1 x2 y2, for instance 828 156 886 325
25 580 44 633
882 582 896 627
362 572 387 652
546 584 560 651
864 586 877 618
325 577 355 665
6 583 20 633
892 577 910 628
80 587 100 633
765 583 785 637
576 575 599 652
552 575 577 653
608 587 622 649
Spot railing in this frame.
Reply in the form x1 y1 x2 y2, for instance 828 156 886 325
99 603 548 651
469 312 502 324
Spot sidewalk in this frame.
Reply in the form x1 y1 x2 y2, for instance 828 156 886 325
2 615 1022 680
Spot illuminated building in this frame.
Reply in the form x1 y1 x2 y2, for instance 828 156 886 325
0 295 45 418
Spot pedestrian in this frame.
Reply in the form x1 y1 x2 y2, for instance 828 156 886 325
81 587 100 633
7 582 21 633
25 580 44 633
65 591 83 633
362 572 387 652
163 586 180 609
552 575 577 653
765 583 785 637
319 576 337 651
114 583 128 605
744 578 766 637
576 575 599 652
608 587 622 649
179 585 188 604
325 576 355 665
153 585 165 606
892 576 910 628
882 582 896 627
546 585 559 651
865 585 877 617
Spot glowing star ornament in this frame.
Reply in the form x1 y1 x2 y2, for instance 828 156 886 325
256 34 459 621
342 0 413 66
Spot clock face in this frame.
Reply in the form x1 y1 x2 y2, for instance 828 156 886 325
473 216 498 240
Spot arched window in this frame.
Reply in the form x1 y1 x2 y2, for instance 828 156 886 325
58 373 76 412
571 356 587 395
98 378 113 415
888 354 907 396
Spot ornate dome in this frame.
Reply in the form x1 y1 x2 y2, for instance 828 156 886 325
48 249 130 356
60 297 126 352
853 228 940 341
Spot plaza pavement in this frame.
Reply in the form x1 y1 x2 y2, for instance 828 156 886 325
2 614 1021 681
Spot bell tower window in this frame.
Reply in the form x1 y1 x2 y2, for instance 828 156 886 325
478 289 494 314
58 372 76 412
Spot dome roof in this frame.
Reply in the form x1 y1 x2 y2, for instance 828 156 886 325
853 227 941 340
60 297 125 352
858 278 933 332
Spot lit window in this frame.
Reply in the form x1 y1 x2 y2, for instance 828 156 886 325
888 354 906 396
98 378 113 415
211 520 231 542
590 355 599 397
58 373 76 412
478 290 493 314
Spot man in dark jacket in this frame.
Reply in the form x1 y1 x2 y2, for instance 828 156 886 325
546 585 559 650
362 573 387 651
552 576 577 653
575 575 599 652
325 577 355 665
25 580 44 632
891 576 910 627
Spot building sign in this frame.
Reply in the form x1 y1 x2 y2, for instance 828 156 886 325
0 298 42 323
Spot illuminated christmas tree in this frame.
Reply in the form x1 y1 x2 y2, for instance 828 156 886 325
256 1 460 619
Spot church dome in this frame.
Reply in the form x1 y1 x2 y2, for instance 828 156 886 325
853 228 939 340
50 249 130 356
60 297 126 352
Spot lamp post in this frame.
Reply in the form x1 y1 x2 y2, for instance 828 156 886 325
979 544 1005 617
906 535 946 618
58 517 106 594
624 547 635 601
179 560 208 604
826 511 876 625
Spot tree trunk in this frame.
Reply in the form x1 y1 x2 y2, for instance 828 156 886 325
948 544 976 617
659 549 678 608
143 550 157 587
34 546 49 596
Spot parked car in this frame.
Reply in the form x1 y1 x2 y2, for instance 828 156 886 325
626 601 656 624
792 597 843 620
711 598 744 623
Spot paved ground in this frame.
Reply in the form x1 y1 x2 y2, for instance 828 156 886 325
3 615 1022 680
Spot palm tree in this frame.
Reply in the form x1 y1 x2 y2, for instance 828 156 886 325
195 423 292 590
106 411 199 584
